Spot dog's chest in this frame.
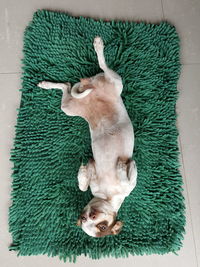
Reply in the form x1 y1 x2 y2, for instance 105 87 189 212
90 177 121 199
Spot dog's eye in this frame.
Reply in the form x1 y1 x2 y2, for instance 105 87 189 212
81 216 87 222
100 225 107 231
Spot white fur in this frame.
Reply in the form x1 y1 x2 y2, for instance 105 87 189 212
71 82 93 99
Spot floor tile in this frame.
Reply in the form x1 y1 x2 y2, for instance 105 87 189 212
48 0 163 21
0 0 199 266
0 74 21 262
0 0 163 73
0 0 51 73
177 64 200 265
162 0 200 64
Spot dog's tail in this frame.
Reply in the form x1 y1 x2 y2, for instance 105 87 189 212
70 82 93 99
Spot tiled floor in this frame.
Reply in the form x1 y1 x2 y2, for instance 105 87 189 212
0 0 199 266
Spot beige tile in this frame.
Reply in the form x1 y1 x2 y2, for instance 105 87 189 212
0 74 20 260
0 0 51 73
0 0 163 73
162 0 200 64
0 0 199 266
177 64 200 265
48 0 163 21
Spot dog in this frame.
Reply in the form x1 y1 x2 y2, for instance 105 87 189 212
38 37 137 238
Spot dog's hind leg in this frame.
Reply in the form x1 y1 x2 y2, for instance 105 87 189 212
38 81 75 115
93 36 123 94
38 81 70 91
127 160 137 190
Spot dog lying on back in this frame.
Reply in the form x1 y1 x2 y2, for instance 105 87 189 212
38 37 137 237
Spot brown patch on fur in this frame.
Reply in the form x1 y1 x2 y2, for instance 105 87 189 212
85 97 117 129
95 218 123 237
118 157 130 164
80 78 91 85
95 220 115 237
78 78 95 93
110 221 124 235
63 75 119 129
82 76 119 129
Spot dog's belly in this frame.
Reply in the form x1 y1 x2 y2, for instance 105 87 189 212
91 123 134 175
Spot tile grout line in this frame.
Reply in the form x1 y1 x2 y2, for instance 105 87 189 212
1 63 200 76
182 63 200 65
179 135 199 267
160 0 165 20
0 72 21 75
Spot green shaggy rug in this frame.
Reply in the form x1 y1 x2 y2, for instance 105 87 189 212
9 10 185 262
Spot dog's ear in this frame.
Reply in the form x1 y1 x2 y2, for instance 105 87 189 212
76 218 81 227
111 221 123 235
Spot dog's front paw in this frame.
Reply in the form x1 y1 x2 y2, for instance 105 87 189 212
78 165 89 192
117 160 127 172
93 36 104 53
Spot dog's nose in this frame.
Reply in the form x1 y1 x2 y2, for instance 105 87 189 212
89 209 98 220
89 212 96 220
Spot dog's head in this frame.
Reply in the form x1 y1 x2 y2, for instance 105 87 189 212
76 197 123 237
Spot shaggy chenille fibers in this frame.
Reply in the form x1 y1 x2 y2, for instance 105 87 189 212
9 10 185 262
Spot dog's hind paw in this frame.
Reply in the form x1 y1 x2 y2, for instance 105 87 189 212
93 36 104 53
